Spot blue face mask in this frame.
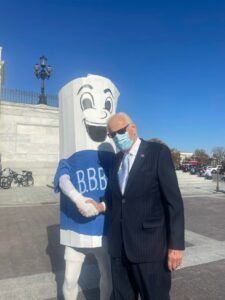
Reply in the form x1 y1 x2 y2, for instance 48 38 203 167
113 131 133 151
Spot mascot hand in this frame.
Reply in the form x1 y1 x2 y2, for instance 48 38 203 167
79 197 99 217
69 190 99 217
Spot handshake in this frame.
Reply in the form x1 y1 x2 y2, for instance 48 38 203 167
69 190 105 217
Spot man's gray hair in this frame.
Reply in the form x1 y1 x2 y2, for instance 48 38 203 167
107 112 133 126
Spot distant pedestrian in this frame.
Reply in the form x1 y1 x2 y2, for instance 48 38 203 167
204 168 212 179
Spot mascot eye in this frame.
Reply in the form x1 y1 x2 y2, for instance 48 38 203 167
82 98 92 109
105 97 113 112
80 93 94 111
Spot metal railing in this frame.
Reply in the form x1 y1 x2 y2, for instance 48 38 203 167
0 87 58 107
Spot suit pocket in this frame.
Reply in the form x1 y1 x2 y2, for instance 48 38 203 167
142 218 164 229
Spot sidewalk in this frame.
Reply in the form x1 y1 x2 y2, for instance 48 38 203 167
0 186 59 207
176 171 225 196
0 186 99 300
0 176 225 299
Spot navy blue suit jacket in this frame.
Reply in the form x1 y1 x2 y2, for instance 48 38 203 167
106 139 185 263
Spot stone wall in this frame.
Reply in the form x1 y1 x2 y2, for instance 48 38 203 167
0 101 59 186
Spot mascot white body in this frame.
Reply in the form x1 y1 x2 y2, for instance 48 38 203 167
54 74 119 299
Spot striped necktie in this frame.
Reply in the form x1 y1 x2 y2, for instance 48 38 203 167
118 153 130 194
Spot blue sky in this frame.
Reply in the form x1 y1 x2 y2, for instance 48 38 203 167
0 0 225 153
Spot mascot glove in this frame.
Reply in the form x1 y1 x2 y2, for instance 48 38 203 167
68 190 99 217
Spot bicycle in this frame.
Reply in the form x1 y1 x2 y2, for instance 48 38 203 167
21 170 34 187
6 168 34 187
0 170 11 189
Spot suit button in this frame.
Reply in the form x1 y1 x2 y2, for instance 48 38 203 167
122 198 126 204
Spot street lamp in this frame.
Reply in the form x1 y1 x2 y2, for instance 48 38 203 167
34 55 52 105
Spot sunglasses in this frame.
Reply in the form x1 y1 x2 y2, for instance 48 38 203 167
108 124 130 138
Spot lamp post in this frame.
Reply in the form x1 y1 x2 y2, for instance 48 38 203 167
215 158 220 192
216 169 220 192
34 55 52 105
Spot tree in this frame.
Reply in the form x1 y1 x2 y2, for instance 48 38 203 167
170 148 181 168
212 147 225 164
193 149 210 165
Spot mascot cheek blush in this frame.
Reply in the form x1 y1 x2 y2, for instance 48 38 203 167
54 74 119 299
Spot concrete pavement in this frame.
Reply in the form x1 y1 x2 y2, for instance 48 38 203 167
0 171 225 299
0 186 59 207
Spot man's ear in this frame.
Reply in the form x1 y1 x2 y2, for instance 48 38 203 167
130 124 137 132
129 124 137 138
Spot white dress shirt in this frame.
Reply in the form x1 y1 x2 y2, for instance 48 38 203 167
118 137 141 173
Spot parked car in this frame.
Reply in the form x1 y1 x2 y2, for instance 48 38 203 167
219 166 225 175
211 165 223 174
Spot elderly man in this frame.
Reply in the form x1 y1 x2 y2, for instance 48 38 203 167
88 112 185 300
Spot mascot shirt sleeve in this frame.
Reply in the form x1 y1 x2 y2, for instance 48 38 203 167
54 150 114 237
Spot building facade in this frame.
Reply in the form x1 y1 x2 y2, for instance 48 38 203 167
0 101 59 186
180 152 193 163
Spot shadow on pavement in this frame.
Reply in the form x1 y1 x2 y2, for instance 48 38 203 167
46 224 64 299
46 224 101 299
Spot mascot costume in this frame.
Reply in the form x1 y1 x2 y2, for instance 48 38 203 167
54 74 119 299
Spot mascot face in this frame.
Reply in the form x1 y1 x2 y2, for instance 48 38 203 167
59 74 120 158
78 77 116 142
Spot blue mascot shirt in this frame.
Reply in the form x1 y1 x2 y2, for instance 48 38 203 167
54 150 114 238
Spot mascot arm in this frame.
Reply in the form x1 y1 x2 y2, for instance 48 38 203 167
59 174 78 196
59 174 98 217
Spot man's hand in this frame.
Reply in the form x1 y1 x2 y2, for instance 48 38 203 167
79 199 105 216
167 249 183 271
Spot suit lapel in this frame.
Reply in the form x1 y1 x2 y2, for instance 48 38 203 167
124 140 148 194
